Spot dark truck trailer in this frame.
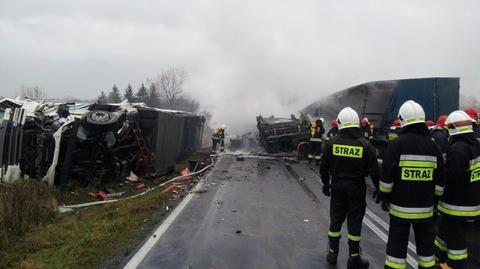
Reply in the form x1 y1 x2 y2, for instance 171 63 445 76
256 114 311 153
303 77 460 157
137 108 205 167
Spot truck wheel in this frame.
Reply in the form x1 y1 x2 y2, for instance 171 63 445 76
82 110 119 132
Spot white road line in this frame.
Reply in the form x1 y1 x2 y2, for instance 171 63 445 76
123 180 205 269
365 208 389 230
365 208 417 253
363 216 418 268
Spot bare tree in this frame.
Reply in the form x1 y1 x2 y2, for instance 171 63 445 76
151 67 187 110
17 85 47 100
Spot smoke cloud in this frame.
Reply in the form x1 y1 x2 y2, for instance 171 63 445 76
0 0 479 134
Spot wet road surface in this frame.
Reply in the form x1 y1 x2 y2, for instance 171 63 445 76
124 154 479 269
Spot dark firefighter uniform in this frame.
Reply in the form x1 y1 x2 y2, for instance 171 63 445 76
360 120 372 139
320 128 380 265
326 126 339 140
430 126 449 161
474 122 480 139
434 134 480 269
387 127 401 141
211 128 225 152
309 120 325 163
380 124 445 269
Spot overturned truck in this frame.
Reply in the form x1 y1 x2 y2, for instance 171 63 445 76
256 114 310 153
303 77 460 157
0 99 205 187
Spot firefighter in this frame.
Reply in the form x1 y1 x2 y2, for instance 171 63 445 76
308 121 317 162
211 125 225 153
463 107 480 138
387 119 401 141
430 115 449 159
311 118 325 163
360 117 371 139
326 118 339 140
380 100 445 269
426 120 434 130
308 119 325 163
320 107 380 269
434 110 480 269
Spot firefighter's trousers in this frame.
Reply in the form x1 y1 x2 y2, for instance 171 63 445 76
212 138 224 152
309 139 322 162
385 217 435 269
328 179 366 256
434 215 470 269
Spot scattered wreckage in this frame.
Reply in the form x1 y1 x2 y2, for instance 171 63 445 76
256 114 311 153
0 98 205 187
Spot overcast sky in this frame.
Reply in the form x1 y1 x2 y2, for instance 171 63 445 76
0 0 479 133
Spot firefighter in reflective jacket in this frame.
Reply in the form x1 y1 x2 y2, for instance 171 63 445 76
360 117 371 139
309 119 325 163
434 110 480 269
211 125 225 152
387 119 401 141
380 100 445 269
430 115 449 160
464 107 480 139
320 107 380 269
326 118 339 140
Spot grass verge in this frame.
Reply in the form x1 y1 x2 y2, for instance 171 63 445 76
1 182 174 269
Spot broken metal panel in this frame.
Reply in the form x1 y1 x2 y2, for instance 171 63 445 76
180 115 205 158
138 108 205 167
156 111 185 165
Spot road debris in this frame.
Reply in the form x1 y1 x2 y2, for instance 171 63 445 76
193 189 208 194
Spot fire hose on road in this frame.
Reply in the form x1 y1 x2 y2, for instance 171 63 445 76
58 159 216 212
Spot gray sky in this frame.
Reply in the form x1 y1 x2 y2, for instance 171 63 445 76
1 0 479 133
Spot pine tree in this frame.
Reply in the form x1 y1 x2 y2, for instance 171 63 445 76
108 85 122 103
136 83 148 103
97 91 108 103
124 84 134 102
147 83 160 108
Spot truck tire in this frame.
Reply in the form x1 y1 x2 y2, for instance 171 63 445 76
82 110 119 132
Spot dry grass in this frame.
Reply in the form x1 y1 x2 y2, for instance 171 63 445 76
0 154 209 269
0 181 173 269
0 180 58 258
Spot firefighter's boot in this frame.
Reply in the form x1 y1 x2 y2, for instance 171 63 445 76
326 238 339 265
347 255 369 269
347 241 369 269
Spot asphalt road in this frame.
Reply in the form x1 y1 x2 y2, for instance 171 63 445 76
123 154 479 269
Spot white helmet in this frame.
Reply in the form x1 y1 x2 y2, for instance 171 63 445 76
446 110 474 136
336 107 360 130
398 100 425 127
221 124 226 129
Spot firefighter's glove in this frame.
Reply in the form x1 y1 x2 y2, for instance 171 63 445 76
372 189 381 204
322 184 331 197
381 201 389 212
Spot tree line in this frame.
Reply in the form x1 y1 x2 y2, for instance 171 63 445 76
97 67 200 113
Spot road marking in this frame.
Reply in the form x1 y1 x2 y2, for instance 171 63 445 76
363 216 418 268
123 180 205 269
365 208 417 253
